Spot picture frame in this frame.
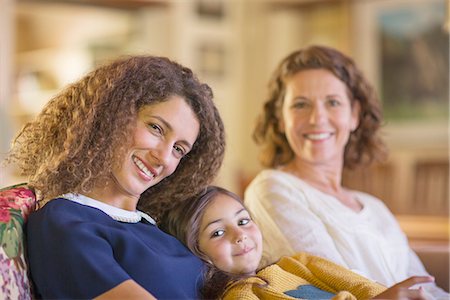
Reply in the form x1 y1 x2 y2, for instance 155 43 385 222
196 41 226 79
352 0 448 121
195 0 225 20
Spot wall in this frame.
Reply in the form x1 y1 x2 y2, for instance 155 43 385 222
1 0 448 217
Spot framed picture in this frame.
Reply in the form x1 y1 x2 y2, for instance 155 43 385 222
195 0 225 20
196 42 226 79
352 0 448 121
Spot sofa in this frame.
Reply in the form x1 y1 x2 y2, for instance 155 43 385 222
0 183 36 299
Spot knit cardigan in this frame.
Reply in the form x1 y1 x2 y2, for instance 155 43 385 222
222 252 386 300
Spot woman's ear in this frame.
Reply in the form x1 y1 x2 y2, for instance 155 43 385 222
279 118 285 133
277 107 285 133
350 100 361 132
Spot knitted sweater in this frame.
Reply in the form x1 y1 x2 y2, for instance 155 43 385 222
223 252 386 300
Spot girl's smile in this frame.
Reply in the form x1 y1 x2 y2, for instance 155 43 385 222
198 193 263 275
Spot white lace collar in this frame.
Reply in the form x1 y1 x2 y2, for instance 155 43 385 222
61 193 156 224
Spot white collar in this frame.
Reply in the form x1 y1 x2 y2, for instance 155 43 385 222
61 193 156 225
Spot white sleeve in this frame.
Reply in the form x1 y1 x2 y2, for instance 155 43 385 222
244 175 349 269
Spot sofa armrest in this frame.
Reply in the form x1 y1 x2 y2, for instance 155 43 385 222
0 183 36 299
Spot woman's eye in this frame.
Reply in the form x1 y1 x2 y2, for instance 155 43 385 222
292 101 308 109
211 230 224 238
238 218 250 226
148 123 163 134
173 145 186 158
328 99 340 107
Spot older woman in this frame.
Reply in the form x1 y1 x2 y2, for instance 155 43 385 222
244 45 448 299
6 55 225 299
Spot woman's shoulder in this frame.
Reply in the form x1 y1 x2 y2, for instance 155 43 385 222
247 169 307 190
35 197 86 212
26 198 135 256
29 198 109 227
351 190 390 209
246 169 310 195
244 170 312 209
350 190 399 221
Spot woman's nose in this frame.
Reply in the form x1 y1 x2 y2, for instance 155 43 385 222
154 143 172 166
309 103 326 124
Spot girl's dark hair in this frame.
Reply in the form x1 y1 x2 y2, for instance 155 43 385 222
160 186 254 299
6 55 225 220
253 45 387 169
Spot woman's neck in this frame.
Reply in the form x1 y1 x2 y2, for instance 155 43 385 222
280 160 362 212
281 160 342 192
85 183 139 211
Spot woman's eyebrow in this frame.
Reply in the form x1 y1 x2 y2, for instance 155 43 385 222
149 115 194 150
325 94 343 98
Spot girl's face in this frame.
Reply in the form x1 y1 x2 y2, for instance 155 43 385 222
198 194 263 275
280 68 360 167
111 95 200 199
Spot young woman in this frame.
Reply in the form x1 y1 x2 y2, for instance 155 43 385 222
5 55 225 299
244 45 448 299
162 186 433 300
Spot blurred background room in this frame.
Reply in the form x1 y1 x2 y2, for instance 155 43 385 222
0 0 448 290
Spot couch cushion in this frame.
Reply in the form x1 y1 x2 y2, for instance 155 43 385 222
0 183 36 300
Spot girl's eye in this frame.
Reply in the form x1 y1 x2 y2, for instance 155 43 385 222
238 218 250 226
211 230 225 238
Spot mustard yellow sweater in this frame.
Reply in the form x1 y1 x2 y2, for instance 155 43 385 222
222 252 386 300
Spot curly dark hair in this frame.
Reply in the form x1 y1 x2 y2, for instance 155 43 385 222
6 55 225 219
253 45 387 169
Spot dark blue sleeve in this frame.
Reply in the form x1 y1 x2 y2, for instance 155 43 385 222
26 201 130 299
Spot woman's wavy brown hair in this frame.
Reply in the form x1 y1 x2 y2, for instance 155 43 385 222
254 45 387 169
5 55 225 219
160 186 258 299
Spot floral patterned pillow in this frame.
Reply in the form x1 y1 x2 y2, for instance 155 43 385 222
0 184 36 300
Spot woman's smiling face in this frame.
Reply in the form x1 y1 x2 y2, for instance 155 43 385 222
111 95 200 198
198 193 263 275
281 68 360 167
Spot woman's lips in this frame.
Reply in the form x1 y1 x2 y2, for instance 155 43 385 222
132 155 157 179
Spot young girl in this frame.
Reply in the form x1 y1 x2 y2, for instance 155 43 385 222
162 186 434 299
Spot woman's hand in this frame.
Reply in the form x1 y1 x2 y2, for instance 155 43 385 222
372 276 434 299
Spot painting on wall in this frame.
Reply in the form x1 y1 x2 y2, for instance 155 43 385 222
196 42 226 79
378 0 448 120
353 0 449 121
195 0 225 20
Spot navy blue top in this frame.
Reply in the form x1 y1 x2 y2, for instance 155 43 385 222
26 198 203 299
